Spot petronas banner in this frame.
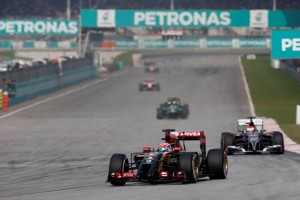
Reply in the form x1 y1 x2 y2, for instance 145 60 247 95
0 20 78 35
81 9 300 28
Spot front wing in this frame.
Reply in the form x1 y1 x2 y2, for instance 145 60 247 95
226 145 283 154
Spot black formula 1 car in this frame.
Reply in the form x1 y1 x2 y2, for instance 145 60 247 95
107 129 228 186
139 80 160 91
221 117 285 155
157 97 189 119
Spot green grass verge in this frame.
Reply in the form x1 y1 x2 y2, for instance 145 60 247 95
242 55 300 144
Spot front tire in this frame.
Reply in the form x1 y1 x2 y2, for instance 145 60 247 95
108 154 129 186
179 153 198 183
156 108 164 119
207 149 228 179
273 131 285 154
221 132 234 155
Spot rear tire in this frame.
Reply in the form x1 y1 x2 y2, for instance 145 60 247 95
273 131 285 154
139 84 143 91
108 154 129 186
183 104 189 114
156 108 164 119
179 153 198 183
207 149 228 179
156 84 160 91
181 108 188 119
221 132 234 155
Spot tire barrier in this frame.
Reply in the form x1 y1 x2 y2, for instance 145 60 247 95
2 91 8 110
0 57 93 89
8 66 96 106
0 89 2 109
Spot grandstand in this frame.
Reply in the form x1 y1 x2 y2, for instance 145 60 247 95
1 0 300 44
1 0 300 19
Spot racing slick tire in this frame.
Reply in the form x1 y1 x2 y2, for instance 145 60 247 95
156 108 164 119
139 84 144 91
181 108 189 119
179 153 198 183
156 84 160 91
207 149 228 180
273 131 285 154
221 132 234 155
183 104 189 114
108 154 129 186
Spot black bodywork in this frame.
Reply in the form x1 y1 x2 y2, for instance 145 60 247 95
221 117 285 154
107 129 228 185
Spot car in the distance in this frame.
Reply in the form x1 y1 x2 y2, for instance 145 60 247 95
157 97 189 119
139 80 160 91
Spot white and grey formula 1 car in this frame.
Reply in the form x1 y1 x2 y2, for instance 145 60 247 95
221 117 284 155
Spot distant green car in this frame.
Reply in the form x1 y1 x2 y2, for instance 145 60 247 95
156 97 189 119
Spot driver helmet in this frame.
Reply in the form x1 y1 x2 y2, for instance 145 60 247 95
157 143 172 152
246 125 255 132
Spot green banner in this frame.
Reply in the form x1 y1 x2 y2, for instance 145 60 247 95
173 39 200 48
116 40 139 48
239 39 267 48
143 40 168 48
0 41 12 48
81 9 249 28
269 11 300 27
0 20 78 35
271 30 300 59
81 9 300 28
206 39 233 48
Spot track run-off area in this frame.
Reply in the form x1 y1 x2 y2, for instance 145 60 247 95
0 49 299 200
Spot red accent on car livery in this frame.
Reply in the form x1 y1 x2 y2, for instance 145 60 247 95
115 172 122 178
200 132 206 145
159 171 169 178
173 146 183 151
122 172 136 179
172 171 185 179
143 146 151 152
224 146 229 153
170 131 205 140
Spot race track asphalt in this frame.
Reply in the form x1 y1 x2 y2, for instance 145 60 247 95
0 49 299 200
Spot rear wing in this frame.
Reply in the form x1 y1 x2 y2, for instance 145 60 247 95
170 131 205 140
238 118 263 131
162 129 206 155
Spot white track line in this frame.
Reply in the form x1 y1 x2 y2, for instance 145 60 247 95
238 56 256 116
